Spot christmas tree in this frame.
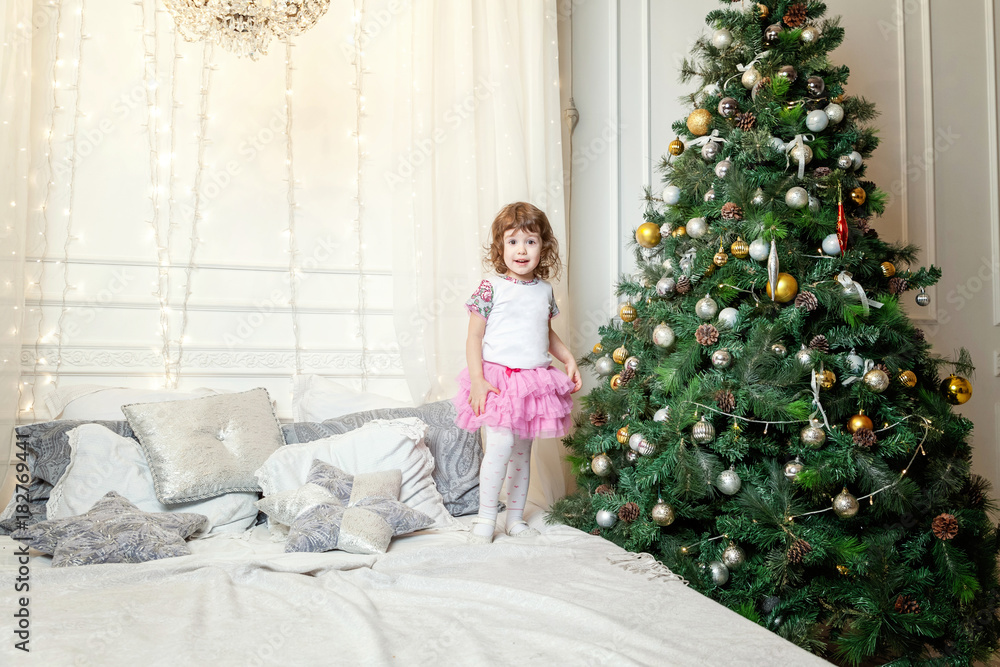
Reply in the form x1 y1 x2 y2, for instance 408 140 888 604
550 2 1000 664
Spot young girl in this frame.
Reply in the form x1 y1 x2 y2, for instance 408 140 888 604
453 202 582 543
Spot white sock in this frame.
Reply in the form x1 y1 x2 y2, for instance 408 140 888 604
475 426 515 538
504 436 532 535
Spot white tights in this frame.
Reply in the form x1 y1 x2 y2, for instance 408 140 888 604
473 425 532 537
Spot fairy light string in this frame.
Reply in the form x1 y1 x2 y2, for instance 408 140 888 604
55 0 90 382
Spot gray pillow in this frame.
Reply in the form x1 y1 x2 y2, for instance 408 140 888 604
0 420 135 534
123 388 285 504
281 400 481 516
11 491 207 567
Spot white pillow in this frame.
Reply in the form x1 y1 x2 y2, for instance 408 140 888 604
46 424 258 534
292 375 411 422
41 384 222 421
254 418 460 531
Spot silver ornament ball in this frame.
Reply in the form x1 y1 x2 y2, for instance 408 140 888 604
837 154 854 170
806 109 829 132
800 420 826 448
822 232 842 256
808 195 820 213
833 489 860 518
701 141 721 161
749 238 770 261
771 343 788 357
716 469 742 495
591 454 613 477
653 323 676 348
722 543 746 570
717 307 739 329
741 66 761 89
850 151 863 169
662 185 681 205
653 407 670 422
784 459 804 480
715 159 732 179
708 560 730 586
656 276 677 297
696 296 719 320
703 188 716 203
863 368 890 393
751 188 767 207
692 417 716 444
717 97 739 118
846 350 865 374
596 509 618 528
686 217 708 239
712 28 734 50
800 25 821 43
711 348 733 369
785 187 809 209
595 355 615 377
916 289 931 307
651 501 675 526
624 356 640 371
825 102 845 124
789 143 813 166
625 450 639 464
795 347 814 368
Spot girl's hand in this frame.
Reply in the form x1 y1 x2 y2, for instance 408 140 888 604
468 376 500 416
565 360 583 393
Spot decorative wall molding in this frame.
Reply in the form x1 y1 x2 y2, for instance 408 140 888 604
987 0 1000 326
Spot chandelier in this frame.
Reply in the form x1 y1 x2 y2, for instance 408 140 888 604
162 0 331 60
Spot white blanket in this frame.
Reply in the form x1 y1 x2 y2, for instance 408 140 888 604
0 511 830 666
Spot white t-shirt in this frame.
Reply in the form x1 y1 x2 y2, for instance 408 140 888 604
466 275 559 370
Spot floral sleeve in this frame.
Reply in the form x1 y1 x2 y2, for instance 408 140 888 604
466 279 493 321
549 289 560 319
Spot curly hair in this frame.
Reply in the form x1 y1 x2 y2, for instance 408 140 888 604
484 202 562 281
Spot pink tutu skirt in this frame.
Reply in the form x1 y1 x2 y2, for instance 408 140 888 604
453 361 574 439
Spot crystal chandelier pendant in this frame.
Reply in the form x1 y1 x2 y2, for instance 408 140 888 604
163 0 332 60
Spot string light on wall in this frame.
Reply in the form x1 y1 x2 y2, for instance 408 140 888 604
175 40 215 388
283 39 303 376
162 0 331 60
352 0 369 390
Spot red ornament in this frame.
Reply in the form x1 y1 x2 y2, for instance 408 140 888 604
836 198 848 254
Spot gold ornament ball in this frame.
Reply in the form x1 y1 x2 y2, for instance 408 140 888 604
730 237 750 259
766 272 799 303
881 261 896 277
636 222 662 249
619 303 637 323
898 370 917 388
713 250 729 267
687 108 713 137
651 501 676 527
850 187 867 205
756 2 769 19
668 138 685 156
672 226 687 238
610 374 622 391
862 368 891 393
836 564 851 576
940 375 973 405
613 345 629 364
592 343 603 354
847 411 873 434
817 369 837 390
616 426 630 444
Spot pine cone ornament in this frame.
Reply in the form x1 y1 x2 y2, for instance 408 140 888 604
590 528 601 536
854 217 872 235
589 412 608 427
932 513 959 540
795 291 819 311
734 111 757 131
721 202 744 220
894 594 921 615
676 275 691 295
619 366 637 388
813 166 832 178
595 484 614 496
913 328 925 343
783 2 808 28
786 539 813 564
618 502 640 522
853 427 877 449
695 324 720 346
874 362 889 374
889 276 908 295
715 390 736 413
808 335 829 353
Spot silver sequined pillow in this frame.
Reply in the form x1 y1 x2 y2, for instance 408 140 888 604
11 491 207 567
123 388 285 504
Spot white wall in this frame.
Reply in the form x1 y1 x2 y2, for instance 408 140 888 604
569 0 1000 489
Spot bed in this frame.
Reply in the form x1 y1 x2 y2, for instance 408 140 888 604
0 385 829 666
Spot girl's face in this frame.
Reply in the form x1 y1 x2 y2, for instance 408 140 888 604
502 228 541 281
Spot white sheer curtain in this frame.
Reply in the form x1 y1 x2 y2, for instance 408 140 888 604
390 0 570 504
0 0 31 503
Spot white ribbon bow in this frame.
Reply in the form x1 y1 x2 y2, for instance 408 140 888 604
843 358 874 386
725 50 771 89
685 128 727 151
809 366 832 430
837 271 884 315
784 133 815 180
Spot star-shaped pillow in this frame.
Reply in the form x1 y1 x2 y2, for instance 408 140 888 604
11 491 207 567
283 462 434 555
